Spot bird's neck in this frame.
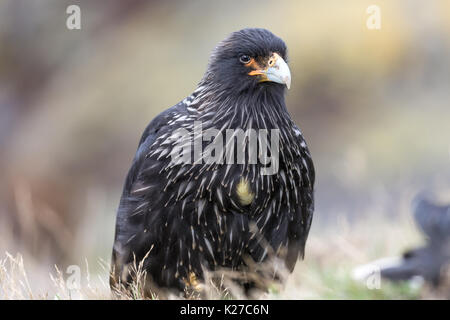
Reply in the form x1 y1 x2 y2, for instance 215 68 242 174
190 83 292 132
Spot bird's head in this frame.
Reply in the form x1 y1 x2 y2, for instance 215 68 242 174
203 28 290 94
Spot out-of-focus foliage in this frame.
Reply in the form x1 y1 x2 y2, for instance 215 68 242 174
0 0 449 298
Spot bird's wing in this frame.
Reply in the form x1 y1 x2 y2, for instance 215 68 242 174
119 102 188 197
111 102 188 280
285 137 315 272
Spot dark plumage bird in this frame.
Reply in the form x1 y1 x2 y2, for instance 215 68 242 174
380 195 450 286
354 193 450 296
110 28 315 297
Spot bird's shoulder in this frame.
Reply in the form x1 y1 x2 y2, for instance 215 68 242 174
120 99 192 196
136 101 190 155
291 124 315 188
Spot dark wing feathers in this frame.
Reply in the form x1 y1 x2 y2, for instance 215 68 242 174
286 143 315 271
121 102 187 196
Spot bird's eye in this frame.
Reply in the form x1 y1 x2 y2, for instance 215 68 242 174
239 55 251 64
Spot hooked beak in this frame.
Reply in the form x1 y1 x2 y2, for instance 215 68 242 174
248 53 291 89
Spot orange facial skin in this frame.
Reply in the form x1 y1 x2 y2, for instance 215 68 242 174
246 52 281 82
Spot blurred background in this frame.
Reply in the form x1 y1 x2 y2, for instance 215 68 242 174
0 0 449 299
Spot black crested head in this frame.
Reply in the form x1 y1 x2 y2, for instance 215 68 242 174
201 28 290 95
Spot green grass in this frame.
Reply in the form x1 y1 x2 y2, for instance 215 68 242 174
302 264 420 299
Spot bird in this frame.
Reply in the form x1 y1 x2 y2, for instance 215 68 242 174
353 193 450 296
110 28 315 298
379 195 450 286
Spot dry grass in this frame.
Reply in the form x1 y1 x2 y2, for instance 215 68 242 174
1 211 438 300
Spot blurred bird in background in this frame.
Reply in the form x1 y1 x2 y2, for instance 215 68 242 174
354 193 450 298
110 28 315 298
